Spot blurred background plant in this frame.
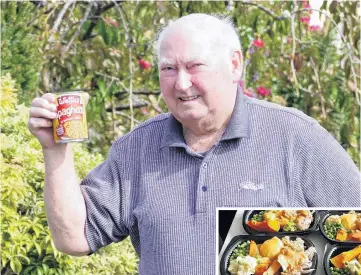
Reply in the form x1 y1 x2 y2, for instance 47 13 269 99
1 1 359 274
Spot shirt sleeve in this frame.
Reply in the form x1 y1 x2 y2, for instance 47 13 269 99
294 122 361 207
80 143 129 253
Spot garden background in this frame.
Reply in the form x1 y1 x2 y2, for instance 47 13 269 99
1 1 360 274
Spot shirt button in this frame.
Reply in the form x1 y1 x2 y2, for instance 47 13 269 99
202 163 208 169
202 186 207 192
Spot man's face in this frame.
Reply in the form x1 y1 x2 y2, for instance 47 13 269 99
158 28 238 126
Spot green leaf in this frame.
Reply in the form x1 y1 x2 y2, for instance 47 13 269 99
34 242 42 256
36 266 44 275
10 258 22 273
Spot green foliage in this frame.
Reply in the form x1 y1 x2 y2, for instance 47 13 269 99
21 0 357 163
1 2 43 104
1 1 360 272
1 74 138 275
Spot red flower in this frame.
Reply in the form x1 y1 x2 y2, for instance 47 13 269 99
253 39 265 48
309 25 322 32
256 86 271 96
300 16 310 25
139 59 152 70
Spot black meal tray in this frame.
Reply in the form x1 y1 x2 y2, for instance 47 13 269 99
320 210 361 245
323 243 360 275
220 235 318 275
242 210 320 236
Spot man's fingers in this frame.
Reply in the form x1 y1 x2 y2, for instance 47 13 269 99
42 93 56 104
28 117 53 129
30 107 57 119
32 97 57 111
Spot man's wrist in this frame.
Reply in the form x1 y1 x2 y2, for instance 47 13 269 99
42 143 71 157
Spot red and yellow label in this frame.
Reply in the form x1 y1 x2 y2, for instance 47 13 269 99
53 92 88 142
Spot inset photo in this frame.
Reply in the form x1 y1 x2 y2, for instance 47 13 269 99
217 209 361 275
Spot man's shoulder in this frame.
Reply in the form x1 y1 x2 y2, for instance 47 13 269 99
245 97 318 125
112 113 171 146
133 112 171 131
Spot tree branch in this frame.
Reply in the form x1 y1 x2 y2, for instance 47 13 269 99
81 1 124 41
29 1 47 8
105 103 147 112
114 90 161 96
112 0 135 129
62 2 93 56
48 0 76 43
241 1 287 20
116 111 141 124
290 0 300 96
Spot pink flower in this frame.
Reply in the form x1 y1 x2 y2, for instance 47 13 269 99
309 25 322 32
253 39 265 48
256 86 271 96
300 16 310 25
140 107 149 115
238 79 245 89
302 0 311 8
111 20 118 27
104 18 118 27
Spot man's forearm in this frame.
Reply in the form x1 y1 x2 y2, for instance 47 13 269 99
43 144 90 255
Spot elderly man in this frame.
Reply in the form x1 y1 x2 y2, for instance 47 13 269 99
28 13 359 275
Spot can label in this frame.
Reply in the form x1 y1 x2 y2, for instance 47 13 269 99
53 92 88 143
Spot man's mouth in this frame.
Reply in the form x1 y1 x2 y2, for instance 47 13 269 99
179 96 199 101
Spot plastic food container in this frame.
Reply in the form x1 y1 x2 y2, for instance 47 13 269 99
323 244 359 275
220 235 318 275
320 210 361 244
242 210 320 236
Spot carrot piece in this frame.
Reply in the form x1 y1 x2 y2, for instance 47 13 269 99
348 232 361 242
336 229 348 241
249 240 260 257
255 263 269 275
330 245 361 268
263 260 281 275
247 220 280 232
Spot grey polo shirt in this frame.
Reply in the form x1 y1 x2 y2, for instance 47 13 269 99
80 89 360 274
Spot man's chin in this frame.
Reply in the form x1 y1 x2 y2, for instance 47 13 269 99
177 112 207 123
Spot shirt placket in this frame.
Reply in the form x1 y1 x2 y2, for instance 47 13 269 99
195 149 216 213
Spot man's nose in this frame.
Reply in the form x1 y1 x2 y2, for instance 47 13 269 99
175 70 192 91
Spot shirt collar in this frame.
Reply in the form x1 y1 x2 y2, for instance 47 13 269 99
160 85 250 149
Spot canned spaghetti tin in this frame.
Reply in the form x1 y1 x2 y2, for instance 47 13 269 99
53 92 88 143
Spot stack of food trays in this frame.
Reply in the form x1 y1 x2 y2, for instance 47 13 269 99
220 210 320 275
320 210 361 275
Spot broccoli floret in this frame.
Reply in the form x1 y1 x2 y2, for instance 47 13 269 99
251 211 265 222
283 222 297 232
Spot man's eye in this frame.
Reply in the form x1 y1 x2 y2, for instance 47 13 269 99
190 64 204 68
162 66 174 71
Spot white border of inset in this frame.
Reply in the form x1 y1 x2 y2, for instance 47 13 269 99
215 207 361 275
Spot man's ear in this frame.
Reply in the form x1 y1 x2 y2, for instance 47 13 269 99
231 50 243 83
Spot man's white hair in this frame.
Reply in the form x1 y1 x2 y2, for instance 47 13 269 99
154 13 242 64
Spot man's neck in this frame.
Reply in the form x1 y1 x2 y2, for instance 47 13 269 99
182 115 231 153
